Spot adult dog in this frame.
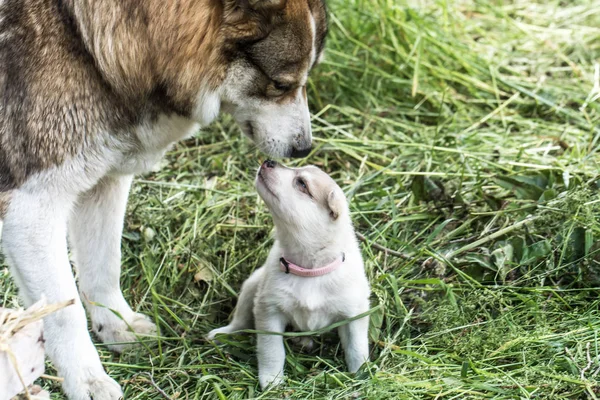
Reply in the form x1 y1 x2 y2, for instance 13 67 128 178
0 0 327 398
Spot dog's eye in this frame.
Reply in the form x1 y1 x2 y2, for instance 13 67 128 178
273 80 293 93
296 178 309 194
266 80 296 97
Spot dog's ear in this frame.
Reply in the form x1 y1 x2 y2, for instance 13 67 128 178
327 189 345 220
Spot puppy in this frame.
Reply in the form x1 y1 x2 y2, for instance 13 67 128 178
208 161 370 389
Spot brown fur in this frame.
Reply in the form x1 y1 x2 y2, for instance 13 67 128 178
0 191 9 218
0 0 327 192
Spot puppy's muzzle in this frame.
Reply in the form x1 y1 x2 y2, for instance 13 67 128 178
263 160 277 169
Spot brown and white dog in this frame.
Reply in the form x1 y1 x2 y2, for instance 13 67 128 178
0 0 327 399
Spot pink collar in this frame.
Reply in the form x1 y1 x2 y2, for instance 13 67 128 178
279 253 345 277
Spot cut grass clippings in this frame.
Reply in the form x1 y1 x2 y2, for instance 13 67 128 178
1 0 600 399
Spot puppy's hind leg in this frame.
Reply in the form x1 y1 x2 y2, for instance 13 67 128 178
2 188 122 400
69 175 156 353
206 268 263 340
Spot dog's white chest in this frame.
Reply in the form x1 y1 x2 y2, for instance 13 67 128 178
276 281 340 332
289 307 335 332
113 114 199 175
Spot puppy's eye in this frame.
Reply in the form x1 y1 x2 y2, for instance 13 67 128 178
296 178 309 194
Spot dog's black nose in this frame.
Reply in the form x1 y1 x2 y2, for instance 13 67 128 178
290 146 312 159
264 160 277 169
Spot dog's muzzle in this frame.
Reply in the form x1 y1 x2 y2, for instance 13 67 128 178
290 146 312 159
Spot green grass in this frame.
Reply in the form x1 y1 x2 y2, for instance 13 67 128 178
3 0 600 398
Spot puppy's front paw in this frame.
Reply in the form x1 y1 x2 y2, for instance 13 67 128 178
62 369 122 400
259 372 284 390
93 311 156 353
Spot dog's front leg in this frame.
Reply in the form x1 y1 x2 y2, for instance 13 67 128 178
338 310 370 373
254 306 287 389
69 175 156 352
2 189 123 400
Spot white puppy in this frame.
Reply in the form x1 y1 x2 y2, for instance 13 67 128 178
207 160 370 389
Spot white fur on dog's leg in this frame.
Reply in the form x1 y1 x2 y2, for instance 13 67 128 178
2 188 122 399
338 313 370 373
69 175 156 351
255 308 287 390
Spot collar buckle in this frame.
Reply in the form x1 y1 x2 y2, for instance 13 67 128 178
280 257 290 274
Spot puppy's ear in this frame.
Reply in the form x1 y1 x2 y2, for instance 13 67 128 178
327 190 345 220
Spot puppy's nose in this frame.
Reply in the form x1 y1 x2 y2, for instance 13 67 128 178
290 146 312 159
263 160 277 169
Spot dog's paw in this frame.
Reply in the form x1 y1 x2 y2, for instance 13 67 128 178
93 312 156 353
63 369 122 400
206 325 236 341
259 372 284 390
